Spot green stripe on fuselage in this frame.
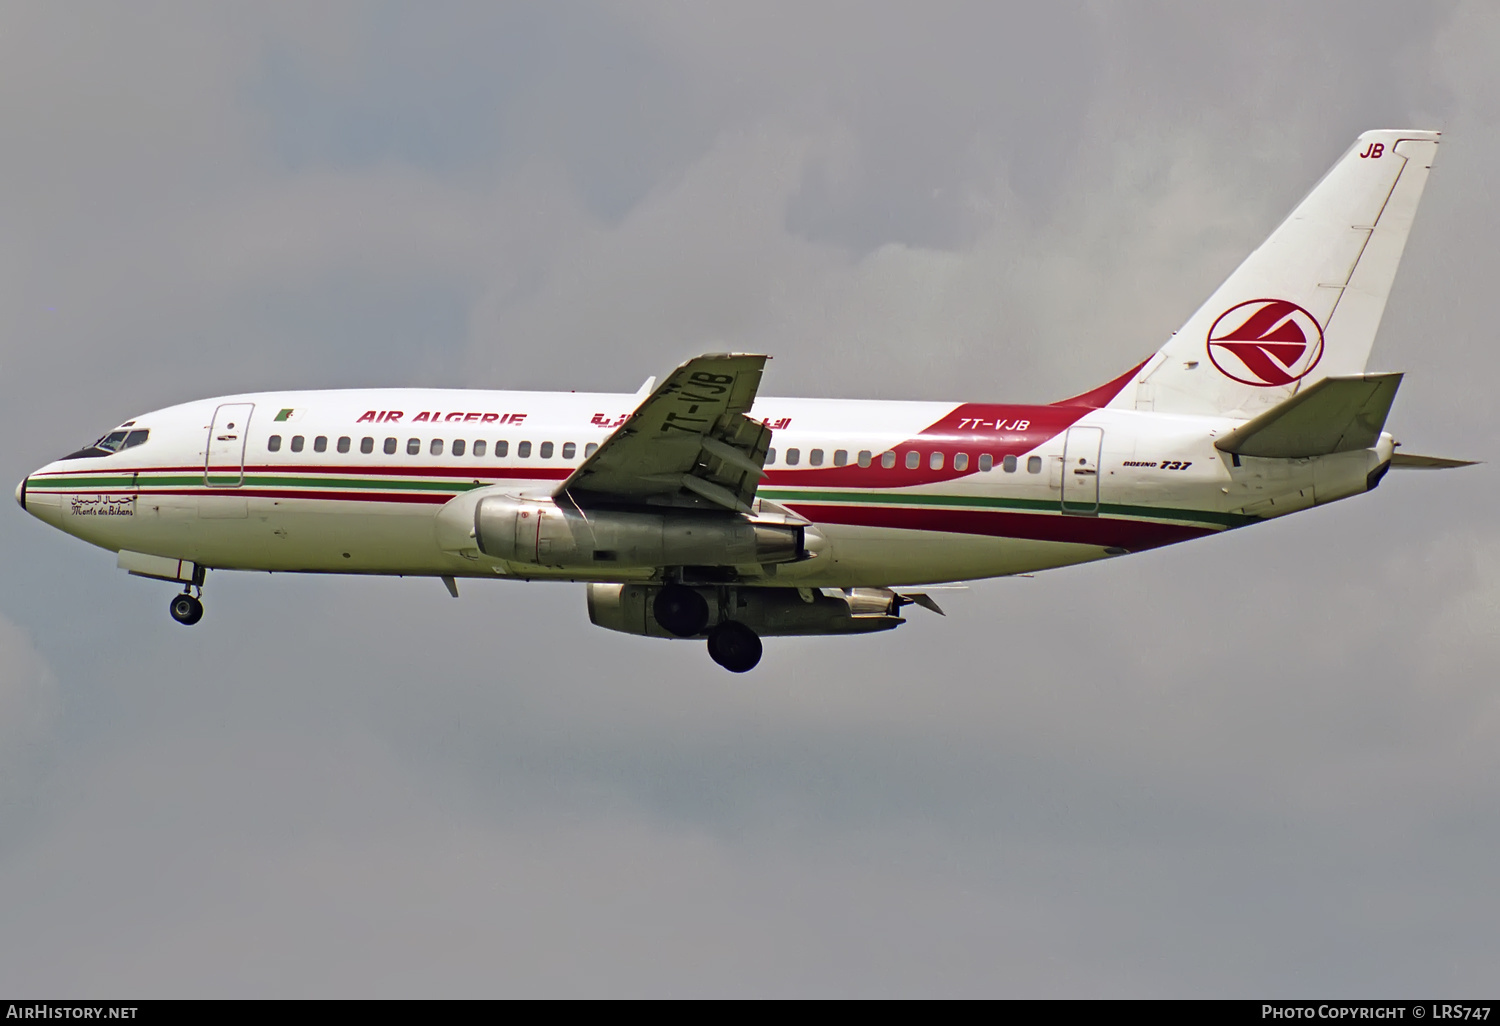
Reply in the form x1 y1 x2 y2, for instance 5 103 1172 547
31 473 485 493
758 488 1254 529
31 470 1253 529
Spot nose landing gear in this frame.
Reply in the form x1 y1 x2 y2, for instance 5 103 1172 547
168 565 207 625
169 591 204 625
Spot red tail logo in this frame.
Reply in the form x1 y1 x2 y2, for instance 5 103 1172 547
1206 299 1325 387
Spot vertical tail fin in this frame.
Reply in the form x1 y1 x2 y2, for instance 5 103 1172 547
1107 130 1440 418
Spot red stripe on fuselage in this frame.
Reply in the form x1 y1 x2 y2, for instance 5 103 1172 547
766 403 1089 488
789 504 1217 552
763 364 1142 489
37 464 574 481
98 488 454 505
191 488 455 504
241 464 572 480
1049 357 1150 410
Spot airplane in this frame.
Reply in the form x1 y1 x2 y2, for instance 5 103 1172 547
15 129 1473 672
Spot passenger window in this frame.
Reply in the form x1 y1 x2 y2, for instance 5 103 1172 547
954 453 968 472
930 451 943 470
314 436 328 453
518 441 532 458
290 435 304 453
430 439 444 456
785 448 800 466
384 438 397 455
1027 455 1042 473
810 449 824 466
1003 455 1017 473
540 441 554 459
452 439 466 457
337 436 351 454
562 442 576 460
495 440 508 457
881 452 896 469
584 442 598 457
858 450 872 468
406 438 420 455
766 448 776 465
979 453 994 472
361 437 374 454
123 430 149 449
473 440 486 457
833 449 848 466
905 451 920 470
268 435 282 452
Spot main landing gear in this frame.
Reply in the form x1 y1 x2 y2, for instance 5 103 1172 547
653 584 710 637
653 582 764 672
706 621 762 673
168 566 207 626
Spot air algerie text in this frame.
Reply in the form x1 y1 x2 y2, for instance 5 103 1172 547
356 411 528 425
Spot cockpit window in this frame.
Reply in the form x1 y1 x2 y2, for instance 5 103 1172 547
99 429 148 452
61 428 149 460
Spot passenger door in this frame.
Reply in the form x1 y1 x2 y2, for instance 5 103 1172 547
205 403 254 487
1061 426 1103 515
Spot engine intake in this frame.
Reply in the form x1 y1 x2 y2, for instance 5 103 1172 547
474 494 803 570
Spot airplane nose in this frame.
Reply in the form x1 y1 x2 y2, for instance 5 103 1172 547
14 477 24 510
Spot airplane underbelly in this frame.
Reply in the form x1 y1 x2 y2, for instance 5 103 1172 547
236 498 448 572
117 495 453 573
800 523 1103 587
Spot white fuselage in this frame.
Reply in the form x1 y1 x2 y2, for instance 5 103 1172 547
18 387 1392 588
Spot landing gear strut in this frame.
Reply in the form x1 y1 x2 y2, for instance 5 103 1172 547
707 621 762 673
168 566 207 626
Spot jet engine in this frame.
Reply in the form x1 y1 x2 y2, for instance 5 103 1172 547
586 583 907 639
473 494 804 570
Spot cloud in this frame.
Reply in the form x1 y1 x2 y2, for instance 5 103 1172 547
2 0 1498 997
0 613 60 809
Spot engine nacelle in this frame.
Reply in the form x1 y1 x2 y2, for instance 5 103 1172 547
587 583 905 638
474 494 803 570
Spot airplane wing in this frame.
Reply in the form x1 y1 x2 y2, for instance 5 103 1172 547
558 353 772 514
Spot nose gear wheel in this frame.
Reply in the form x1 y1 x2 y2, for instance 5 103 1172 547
169 592 204 625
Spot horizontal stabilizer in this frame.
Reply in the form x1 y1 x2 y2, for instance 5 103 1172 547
1215 373 1402 459
1390 453 1479 469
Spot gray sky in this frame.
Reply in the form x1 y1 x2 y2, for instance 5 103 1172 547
2 0 1497 997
